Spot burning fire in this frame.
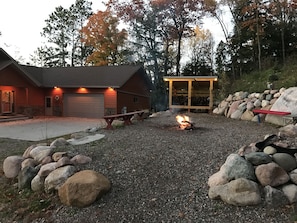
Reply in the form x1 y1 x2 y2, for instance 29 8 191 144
176 115 193 130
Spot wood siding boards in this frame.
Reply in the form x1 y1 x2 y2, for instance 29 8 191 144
117 91 150 114
0 66 44 116
0 66 35 87
104 88 117 115
117 70 151 113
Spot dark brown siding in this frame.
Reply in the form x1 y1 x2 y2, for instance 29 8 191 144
117 71 151 113
0 66 34 87
104 88 117 115
0 66 44 116
119 71 150 96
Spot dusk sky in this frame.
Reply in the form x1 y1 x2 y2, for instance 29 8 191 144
0 0 230 64
0 0 105 62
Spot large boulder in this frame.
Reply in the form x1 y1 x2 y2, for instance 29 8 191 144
213 100 229 115
289 169 297 184
50 138 69 147
264 185 289 207
31 174 45 192
272 153 297 172
208 154 256 187
278 124 297 138
58 170 111 207
30 145 53 163
265 87 297 126
227 101 242 118
255 162 290 187
3 156 24 178
70 154 92 165
240 110 254 121
18 166 38 190
38 162 57 177
244 152 272 166
21 158 37 170
208 178 261 206
281 184 297 204
44 165 77 193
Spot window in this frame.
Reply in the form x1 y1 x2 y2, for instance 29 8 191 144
46 97 51 108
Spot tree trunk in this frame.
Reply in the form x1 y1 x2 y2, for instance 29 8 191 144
176 33 182 76
281 24 285 65
256 5 261 71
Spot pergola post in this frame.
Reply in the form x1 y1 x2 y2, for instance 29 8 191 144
209 80 214 111
188 80 192 112
169 80 173 110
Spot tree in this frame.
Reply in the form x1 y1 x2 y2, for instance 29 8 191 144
224 0 297 74
219 0 251 78
266 0 297 65
108 0 171 110
109 0 164 75
36 0 93 67
80 9 128 65
182 27 214 76
215 40 232 75
69 0 93 66
240 0 269 71
41 6 72 67
29 47 47 67
152 0 216 76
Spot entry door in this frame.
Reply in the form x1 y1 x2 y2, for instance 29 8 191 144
45 96 53 116
1 91 13 114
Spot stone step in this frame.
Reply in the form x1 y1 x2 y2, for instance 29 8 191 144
0 114 30 123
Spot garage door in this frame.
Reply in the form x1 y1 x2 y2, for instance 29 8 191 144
63 94 104 118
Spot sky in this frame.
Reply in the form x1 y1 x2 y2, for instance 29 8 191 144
0 0 231 64
0 0 105 63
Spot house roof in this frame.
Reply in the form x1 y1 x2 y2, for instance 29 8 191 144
39 65 146 88
0 48 42 86
0 48 151 89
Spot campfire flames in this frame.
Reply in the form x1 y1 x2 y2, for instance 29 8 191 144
176 115 194 130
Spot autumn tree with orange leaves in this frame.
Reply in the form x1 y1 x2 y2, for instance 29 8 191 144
81 9 127 66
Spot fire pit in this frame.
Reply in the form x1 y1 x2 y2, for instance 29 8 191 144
176 115 194 130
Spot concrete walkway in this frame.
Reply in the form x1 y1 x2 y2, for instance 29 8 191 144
0 117 108 141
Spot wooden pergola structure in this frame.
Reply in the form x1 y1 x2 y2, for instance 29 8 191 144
163 76 218 112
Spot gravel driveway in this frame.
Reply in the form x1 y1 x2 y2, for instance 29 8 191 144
1 112 296 223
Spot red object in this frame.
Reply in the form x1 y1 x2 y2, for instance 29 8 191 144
252 109 291 116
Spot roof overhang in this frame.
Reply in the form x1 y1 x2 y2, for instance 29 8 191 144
44 85 121 88
163 76 218 82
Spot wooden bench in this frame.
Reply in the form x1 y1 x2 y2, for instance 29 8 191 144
103 110 147 129
252 109 292 124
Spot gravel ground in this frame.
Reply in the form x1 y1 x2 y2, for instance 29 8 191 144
1 112 297 223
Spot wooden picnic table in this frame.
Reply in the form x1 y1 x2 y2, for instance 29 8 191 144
103 110 147 129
